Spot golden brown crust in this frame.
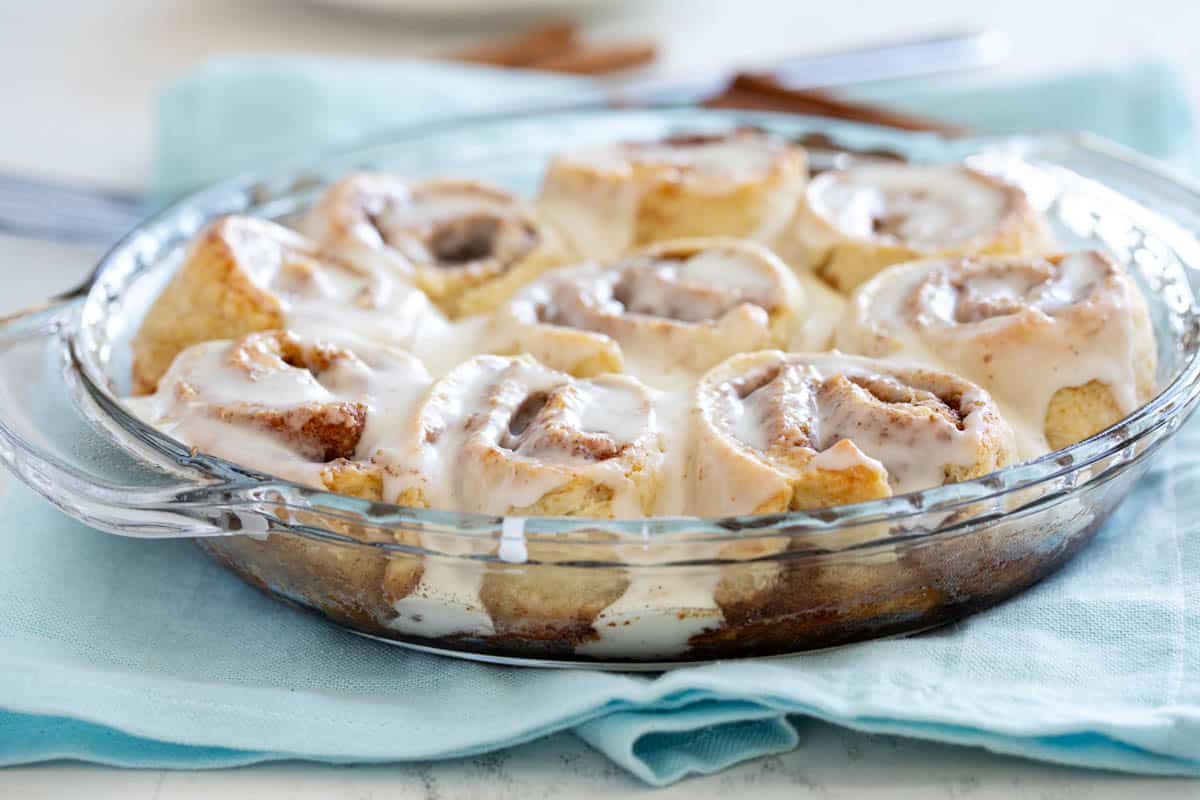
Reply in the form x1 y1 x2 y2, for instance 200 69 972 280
537 129 807 262
479 535 629 641
1045 381 1124 451
131 217 297 394
304 173 570 318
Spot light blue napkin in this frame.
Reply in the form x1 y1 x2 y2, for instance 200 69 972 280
2 59 1198 786
153 58 1198 197
153 58 601 201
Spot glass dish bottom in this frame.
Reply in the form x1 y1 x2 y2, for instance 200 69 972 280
195 474 1129 666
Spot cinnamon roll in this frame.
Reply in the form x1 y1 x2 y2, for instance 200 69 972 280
378 353 665 516
303 173 569 317
493 238 806 381
128 331 434 626
375 354 666 640
126 330 432 493
537 128 806 262
836 251 1158 455
690 351 1017 516
131 215 444 395
773 163 1055 292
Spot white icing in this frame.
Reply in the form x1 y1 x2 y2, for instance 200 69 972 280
838 251 1147 457
498 517 528 564
390 553 495 639
497 240 802 386
376 355 664 517
577 568 722 658
810 164 1011 248
250 229 451 356
692 352 1008 515
303 175 540 280
125 333 431 488
810 438 886 473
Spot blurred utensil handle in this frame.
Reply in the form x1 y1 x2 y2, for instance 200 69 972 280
620 29 1010 104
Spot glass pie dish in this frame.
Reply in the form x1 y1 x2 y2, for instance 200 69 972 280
2 108 1199 668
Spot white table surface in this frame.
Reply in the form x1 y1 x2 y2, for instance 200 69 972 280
3 0 1200 796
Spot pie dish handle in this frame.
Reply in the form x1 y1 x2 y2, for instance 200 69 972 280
0 297 251 538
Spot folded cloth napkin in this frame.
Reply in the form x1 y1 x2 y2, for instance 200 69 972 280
2 60 1198 786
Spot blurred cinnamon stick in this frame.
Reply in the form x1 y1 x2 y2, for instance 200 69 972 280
530 41 658 75
706 72 966 135
449 21 578 68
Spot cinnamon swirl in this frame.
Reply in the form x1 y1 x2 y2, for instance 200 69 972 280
131 215 444 395
303 173 569 317
774 163 1055 292
493 237 806 381
690 351 1017 516
537 128 806 262
836 251 1157 455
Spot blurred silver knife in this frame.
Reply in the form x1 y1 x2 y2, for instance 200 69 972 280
0 29 1008 246
617 29 1009 105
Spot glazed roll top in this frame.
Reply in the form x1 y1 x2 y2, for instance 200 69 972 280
496 238 805 381
126 331 432 498
130 215 444 394
303 173 568 317
537 128 806 262
774 163 1054 292
837 251 1158 455
377 354 666 517
691 351 1016 516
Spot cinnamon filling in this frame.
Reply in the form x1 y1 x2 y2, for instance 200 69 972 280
949 264 1047 323
215 400 367 461
499 386 624 461
842 373 965 430
729 363 818 450
722 362 972 461
871 210 915 238
917 257 1105 325
610 261 759 323
731 363 782 400
216 333 373 461
507 391 549 438
867 187 962 241
228 332 349 381
429 214 503 265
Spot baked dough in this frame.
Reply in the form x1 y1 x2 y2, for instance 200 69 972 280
131 215 443 394
304 173 569 317
690 351 1017 516
774 163 1055 292
836 251 1157 455
537 128 806 262
493 237 805 381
